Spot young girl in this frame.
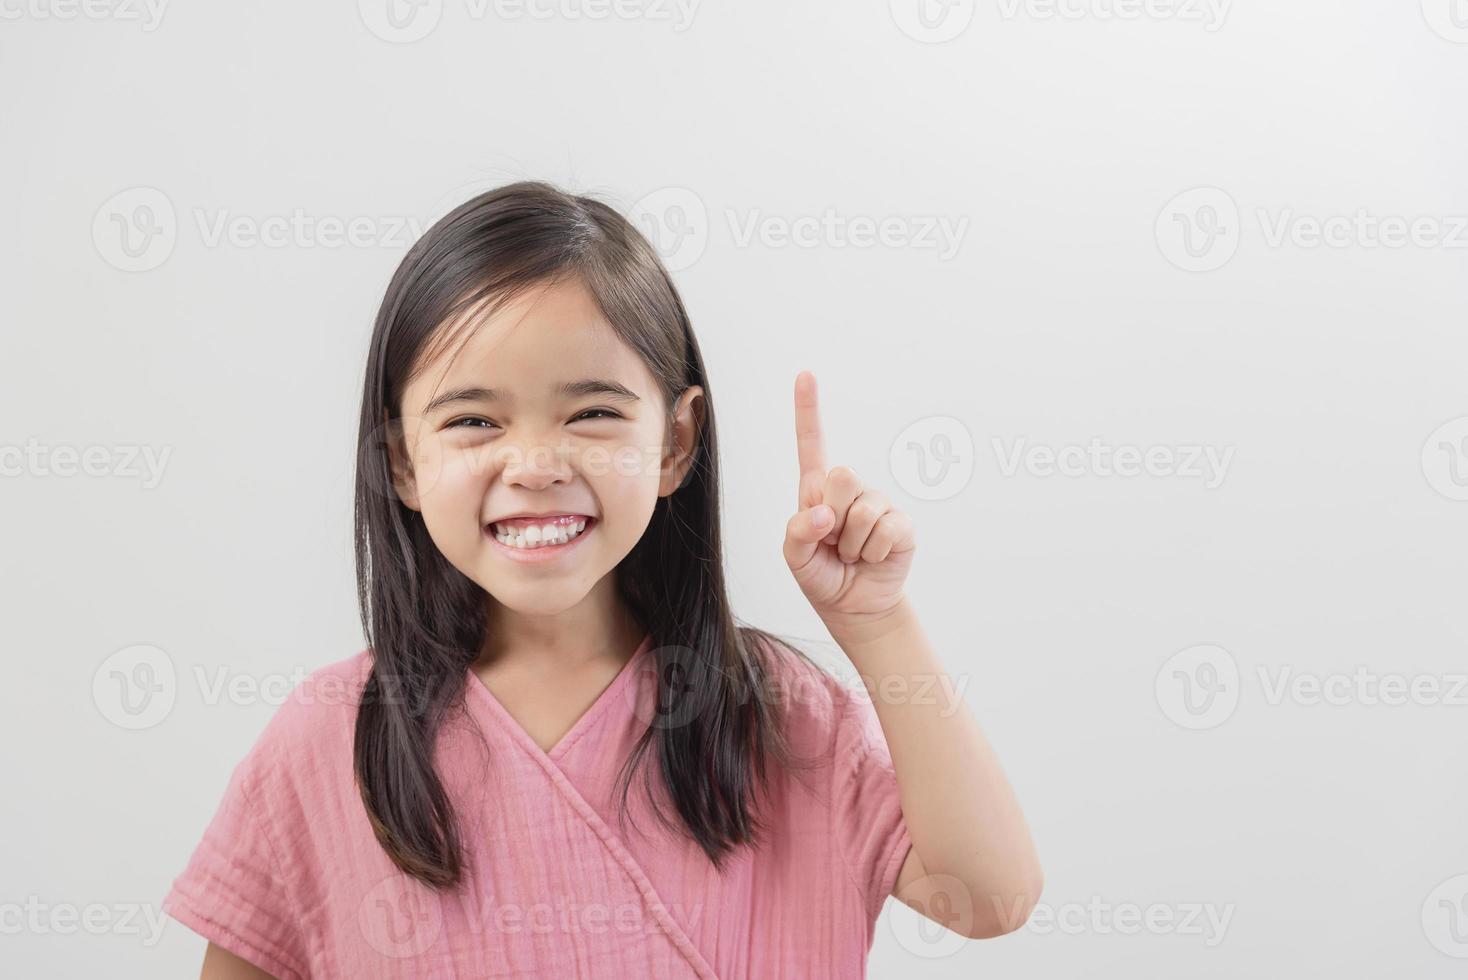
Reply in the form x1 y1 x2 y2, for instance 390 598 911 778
162 181 1043 978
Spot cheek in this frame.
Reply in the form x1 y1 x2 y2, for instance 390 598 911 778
414 441 490 522
588 448 663 538
596 476 652 521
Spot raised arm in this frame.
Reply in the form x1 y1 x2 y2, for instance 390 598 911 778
781 370 1044 939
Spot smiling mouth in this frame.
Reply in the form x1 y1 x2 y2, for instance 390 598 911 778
487 516 594 551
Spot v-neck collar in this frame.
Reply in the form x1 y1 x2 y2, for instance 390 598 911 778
463 632 653 764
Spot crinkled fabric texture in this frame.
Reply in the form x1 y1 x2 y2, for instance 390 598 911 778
162 634 911 978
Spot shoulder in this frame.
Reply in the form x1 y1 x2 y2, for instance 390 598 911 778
261 646 373 741
740 627 868 754
165 650 376 975
233 647 375 797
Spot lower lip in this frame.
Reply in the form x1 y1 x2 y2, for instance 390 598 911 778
486 519 596 564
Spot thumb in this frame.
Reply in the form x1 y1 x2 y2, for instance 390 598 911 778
783 504 834 570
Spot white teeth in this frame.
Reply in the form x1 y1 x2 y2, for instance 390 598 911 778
493 518 589 550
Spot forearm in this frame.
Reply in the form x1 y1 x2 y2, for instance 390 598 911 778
828 597 1043 914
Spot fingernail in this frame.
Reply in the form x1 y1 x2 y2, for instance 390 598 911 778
814 506 833 526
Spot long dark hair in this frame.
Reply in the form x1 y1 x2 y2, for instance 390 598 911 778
351 180 822 889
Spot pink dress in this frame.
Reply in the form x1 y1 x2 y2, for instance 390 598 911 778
162 633 912 977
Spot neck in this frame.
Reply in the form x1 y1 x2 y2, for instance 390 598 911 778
478 576 643 672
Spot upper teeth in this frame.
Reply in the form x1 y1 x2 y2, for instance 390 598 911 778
492 518 588 549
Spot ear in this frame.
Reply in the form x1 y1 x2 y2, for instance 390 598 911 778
383 407 422 512
660 385 705 496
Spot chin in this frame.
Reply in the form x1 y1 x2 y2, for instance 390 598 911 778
483 582 591 617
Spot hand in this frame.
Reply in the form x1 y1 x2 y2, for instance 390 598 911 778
783 370 916 639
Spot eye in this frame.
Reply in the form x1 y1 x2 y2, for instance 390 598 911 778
572 408 623 422
447 417 498 430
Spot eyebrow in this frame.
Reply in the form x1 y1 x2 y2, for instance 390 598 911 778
423 379 641 416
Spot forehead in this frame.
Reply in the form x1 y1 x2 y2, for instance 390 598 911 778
403 277 649 410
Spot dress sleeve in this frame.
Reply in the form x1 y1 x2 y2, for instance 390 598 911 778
161 748 310 980
832 682 913 926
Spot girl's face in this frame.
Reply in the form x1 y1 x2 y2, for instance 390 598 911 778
388 276 703 618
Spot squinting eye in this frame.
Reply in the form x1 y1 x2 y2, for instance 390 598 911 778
448 417 498 430
572 409 622 422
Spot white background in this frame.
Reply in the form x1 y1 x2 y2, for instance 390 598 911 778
2 1 1467 976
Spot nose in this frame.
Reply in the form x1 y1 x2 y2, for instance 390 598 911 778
497 434 573 490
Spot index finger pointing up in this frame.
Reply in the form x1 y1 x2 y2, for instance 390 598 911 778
794 370 827 508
